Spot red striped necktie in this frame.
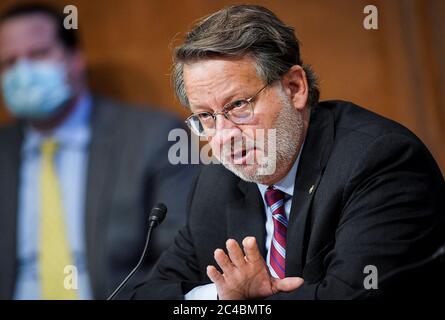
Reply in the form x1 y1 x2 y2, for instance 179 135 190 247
265 186 288 279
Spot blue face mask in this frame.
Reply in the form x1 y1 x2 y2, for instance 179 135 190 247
1 60 72 119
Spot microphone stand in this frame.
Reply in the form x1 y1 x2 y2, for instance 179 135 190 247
107 204 166 300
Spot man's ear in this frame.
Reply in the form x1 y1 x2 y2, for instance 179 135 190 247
72 50 86 75
280 65 308 111
66 49 86 93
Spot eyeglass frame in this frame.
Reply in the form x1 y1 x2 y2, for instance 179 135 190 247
184 84 269 136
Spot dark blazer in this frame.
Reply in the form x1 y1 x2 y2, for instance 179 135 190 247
133 100 445 300
0 95 200 299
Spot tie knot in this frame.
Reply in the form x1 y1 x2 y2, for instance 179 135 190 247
265 186 286 209
41 138 58 158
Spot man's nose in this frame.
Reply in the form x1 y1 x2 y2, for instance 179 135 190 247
212 113 241 145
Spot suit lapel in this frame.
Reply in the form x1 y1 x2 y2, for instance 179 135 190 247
0 124 23 299
285 105 334 277
85 96 121 299
226 180 267 258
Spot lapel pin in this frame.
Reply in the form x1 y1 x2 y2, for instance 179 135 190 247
309 185 315 194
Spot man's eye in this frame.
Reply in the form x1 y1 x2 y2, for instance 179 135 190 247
229 100 248 110
30 47 52 59
198 113 212 121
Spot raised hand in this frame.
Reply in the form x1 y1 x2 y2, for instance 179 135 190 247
206 237 304 300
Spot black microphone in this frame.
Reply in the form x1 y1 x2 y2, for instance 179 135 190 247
107 203 167 300
148 203 167 228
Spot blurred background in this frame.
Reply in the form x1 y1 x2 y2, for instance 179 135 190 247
0 0 444 174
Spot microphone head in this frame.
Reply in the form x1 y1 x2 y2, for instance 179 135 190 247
148 203 167 227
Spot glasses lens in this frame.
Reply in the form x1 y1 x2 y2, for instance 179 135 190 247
227 101 253 124
186 116 206 136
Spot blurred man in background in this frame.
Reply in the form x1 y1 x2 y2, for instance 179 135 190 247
0 3 199 299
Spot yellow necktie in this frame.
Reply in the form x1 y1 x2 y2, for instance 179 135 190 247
39 139 78 300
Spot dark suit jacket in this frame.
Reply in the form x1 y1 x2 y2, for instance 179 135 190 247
133 100 445 300
0 95 200 299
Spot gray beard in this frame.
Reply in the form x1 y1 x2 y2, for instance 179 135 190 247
219 92 304 184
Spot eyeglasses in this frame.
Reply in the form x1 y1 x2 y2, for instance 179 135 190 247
185 84 269 137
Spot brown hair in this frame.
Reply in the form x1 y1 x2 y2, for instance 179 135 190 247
173 4 319 108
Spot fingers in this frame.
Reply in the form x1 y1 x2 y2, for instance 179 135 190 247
213 237 260 275
242 237 262 263
273 277 304 293
207 265 224 285
226 239 246 268
214 248 234 274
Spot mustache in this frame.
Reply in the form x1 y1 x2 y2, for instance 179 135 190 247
219 136 265 160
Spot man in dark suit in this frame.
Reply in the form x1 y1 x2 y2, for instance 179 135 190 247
133 4 445 299
0 4 199 299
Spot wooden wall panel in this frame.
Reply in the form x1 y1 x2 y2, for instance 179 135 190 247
0 0 443 174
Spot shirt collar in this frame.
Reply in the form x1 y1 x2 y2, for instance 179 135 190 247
257 139 305 198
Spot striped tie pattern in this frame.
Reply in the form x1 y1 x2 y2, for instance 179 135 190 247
265 186 288 279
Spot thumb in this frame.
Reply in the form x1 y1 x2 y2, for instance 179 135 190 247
273 277 304 293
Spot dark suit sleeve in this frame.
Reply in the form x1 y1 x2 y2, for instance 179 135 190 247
268 133 445 299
